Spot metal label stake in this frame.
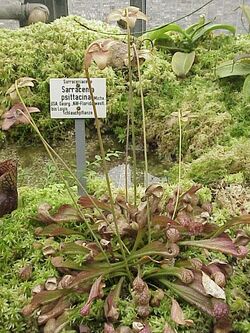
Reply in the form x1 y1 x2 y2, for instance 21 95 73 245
50 78 106 195
75 119 86 195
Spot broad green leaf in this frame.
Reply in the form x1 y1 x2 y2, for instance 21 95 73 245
234 53 250 63
185 15 206 34
216 60 250 77
243 75 250 102
171 51 195 77
145 23 187 42
192 24 235 43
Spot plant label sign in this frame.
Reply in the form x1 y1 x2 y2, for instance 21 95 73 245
50 78 106 118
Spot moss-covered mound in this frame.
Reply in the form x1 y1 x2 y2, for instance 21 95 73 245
0 16 249 184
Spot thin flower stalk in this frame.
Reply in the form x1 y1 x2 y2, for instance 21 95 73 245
15 82 111 264
125 111 130 202
172 109 182 219
132 43 151 244
84 68 132 280
126 8 137 206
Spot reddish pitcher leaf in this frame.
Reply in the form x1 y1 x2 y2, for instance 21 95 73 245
35 224 82 237
80 276 105 316
132 241 179 259
104 277 124 322
2 103 40 130
22 289 71 316
37 203 82 224
160 279 214 316
180 233 248 257
38 297 70 325
51 257 85 271
78 196 112 211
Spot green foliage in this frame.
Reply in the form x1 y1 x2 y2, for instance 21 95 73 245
144 16 235 52
185 139 250 184
216 54 250 102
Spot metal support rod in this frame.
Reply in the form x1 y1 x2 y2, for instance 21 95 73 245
0 1 49 22
0 1 22 20
130 0 146 35
75 119 86 196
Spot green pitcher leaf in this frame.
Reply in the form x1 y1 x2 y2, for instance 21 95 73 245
210 214 250 237
51 256 85 270
59 242 90 255
171 51 195 77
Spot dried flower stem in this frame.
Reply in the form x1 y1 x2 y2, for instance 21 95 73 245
127 15 137 206
85 68 132 280
132 43 151 244
15 82 111 264
172 109 182 219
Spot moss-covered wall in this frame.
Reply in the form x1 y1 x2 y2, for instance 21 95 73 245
0 16 249 184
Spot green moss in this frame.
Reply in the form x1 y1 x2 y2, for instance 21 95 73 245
0 185 73 333
186 139 250 184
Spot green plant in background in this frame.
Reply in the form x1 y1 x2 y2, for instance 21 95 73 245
237 3 250 32
143 15 235 77
216 53 250 102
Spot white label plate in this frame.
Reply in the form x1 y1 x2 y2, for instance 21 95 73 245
50 78 106 118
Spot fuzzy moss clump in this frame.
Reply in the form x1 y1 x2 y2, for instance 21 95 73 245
184 139 250 184
0 17 250 184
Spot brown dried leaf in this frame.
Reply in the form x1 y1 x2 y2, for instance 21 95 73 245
19 264 32 281
171 299 194 326
38 297 70 325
